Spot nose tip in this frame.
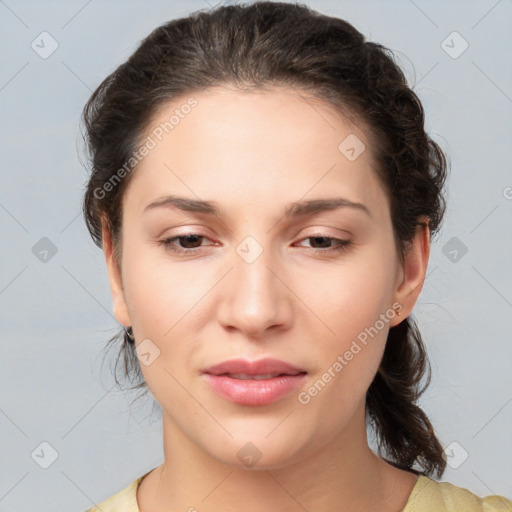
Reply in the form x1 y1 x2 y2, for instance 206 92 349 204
217 255 293 338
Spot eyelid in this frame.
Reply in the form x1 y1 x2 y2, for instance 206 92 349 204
158 231 352 257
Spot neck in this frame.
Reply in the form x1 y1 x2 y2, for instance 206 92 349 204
138 402 416 511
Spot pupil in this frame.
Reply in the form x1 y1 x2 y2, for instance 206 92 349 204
312 236 329 248
181 235 201 248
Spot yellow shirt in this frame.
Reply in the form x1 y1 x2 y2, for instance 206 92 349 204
85 472 512 512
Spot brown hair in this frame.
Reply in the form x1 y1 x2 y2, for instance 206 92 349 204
82 2 448 478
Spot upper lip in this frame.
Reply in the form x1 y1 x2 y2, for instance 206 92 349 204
203 358 307 376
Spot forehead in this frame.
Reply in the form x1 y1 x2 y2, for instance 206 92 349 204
123 86 388 222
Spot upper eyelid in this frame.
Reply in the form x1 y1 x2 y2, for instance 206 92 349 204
162 232 350 245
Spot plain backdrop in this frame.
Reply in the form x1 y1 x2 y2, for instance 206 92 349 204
1 1 511 510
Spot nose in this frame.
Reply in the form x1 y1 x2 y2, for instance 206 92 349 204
216 244 293 339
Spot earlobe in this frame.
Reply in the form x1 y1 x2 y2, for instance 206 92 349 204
391 219 430 326
101 220 132 327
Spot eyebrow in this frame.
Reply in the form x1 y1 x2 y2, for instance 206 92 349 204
143 195 372 219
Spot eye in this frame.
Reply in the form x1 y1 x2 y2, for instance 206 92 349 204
158 234 214 255
295 235 352 254
158 233 352 256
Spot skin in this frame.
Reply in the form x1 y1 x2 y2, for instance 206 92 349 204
102 85 430 511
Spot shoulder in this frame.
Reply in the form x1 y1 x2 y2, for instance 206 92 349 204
83 473 146 512
403 475 512 512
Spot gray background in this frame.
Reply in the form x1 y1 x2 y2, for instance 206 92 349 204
1 0 511 510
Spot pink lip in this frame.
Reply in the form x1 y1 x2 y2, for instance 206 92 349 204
202 358 307 406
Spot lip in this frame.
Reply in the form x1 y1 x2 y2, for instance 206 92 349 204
202 358 307 406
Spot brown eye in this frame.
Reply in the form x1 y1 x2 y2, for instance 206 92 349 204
296 236 352 254
309 236 335 249
159 233 213 255
176 234 204 249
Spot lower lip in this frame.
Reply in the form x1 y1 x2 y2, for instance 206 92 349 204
203 373 306 406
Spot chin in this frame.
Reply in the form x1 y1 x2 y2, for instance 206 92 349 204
198 428 313 471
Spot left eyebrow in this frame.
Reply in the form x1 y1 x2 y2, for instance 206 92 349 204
283 197 372 219
143 195 372 220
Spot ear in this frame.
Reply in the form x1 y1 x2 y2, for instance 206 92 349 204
389 218 430 327
101 218 132 327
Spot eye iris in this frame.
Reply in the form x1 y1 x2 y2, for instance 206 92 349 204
180 235 202 248
311 236 331 248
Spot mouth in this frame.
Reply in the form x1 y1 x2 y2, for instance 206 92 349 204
202 358 307 406
220 371 305 380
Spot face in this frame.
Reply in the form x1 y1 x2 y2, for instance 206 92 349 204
103 85 428 469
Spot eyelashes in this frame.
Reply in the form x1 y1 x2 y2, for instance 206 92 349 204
158 233 352 256
159 234 212 255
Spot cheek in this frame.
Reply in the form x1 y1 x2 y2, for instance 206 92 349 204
294 243 396 396
298 248 396 342
121 244 205 335
120 247 210 380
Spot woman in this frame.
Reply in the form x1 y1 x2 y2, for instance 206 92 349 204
82 2 511 511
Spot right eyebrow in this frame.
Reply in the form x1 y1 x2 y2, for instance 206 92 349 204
143 195 220 215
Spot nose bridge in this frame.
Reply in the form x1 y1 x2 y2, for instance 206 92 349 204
217 235 291 335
